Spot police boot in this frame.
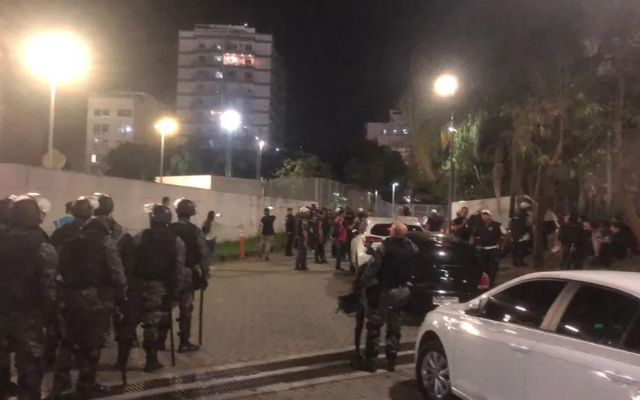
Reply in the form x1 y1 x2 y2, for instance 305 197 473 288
386 353 397 372
359 358 378 373
144 351 164 373
178 337 200 353
75 383 109 399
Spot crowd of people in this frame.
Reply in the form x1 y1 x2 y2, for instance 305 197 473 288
0 192 210 399
267 204 374 272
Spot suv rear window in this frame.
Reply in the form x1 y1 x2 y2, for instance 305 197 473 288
370 224 422 236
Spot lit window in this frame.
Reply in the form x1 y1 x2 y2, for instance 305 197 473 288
402 128 409 135
216 44 222 51
215 71 223 79
382 129 387 135
120 125 132 134
91 154 97 163
224 53 239 65
214 55 223 63
245 58 253 66
117 109 133 117
393 129 398 134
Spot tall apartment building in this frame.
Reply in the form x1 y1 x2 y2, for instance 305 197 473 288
177 24 273 146
366 110 412 164
85 92 166 173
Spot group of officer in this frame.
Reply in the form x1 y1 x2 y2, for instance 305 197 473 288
0 192 209 399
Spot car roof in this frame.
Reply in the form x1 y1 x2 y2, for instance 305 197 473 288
512 270 640 298
366 217 422 226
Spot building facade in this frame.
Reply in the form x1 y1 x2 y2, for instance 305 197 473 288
177 24 273 147
365 110 412 164
85 92 166 173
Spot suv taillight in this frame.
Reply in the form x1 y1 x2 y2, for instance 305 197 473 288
364 236 383 246
477 273 490 290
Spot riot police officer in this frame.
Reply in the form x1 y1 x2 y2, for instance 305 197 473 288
52 195 128 398
168 198 209 353
357 222 417 372
93 192 123 242
558 212 587 270
50 196 94 250
116 204 186 373
0 194 58 399
471 210 506 287
510 203 531 267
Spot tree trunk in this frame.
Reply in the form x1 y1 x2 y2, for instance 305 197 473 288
613 72 640 248
509 136 523 218
492 143 504 208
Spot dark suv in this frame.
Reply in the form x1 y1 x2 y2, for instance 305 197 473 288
405 231 489 313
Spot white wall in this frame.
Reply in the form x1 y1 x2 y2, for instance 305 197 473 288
0 164 310 241
451 196 511 225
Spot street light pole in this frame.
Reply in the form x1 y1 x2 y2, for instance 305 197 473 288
256 139 265 179
220 109 242 178
434 73 459 222
225 134 232 177
47 82 56 168
391 182 399 217
154 116 179 184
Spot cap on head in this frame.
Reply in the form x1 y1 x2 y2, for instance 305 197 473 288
299 206 310 213
71 196 95 219
93 193 114 216
175 198 196 217
148 203 172 225
481 209 492 217
431 209 438 214
520 202 531 209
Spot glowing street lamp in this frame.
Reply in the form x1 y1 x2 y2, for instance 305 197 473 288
391 182 399 217
154 116 179 183
433 73 459 98
434 73 459 222
220 109 242 177
21 31 90 169
255 137 266 179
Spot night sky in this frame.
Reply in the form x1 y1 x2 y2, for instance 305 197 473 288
0 0 433 171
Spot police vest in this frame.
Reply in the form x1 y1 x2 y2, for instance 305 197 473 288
377 237 417 288
0 227 45 311
134 227 177 282
171 221 201 269
59 220 109 289
476 221 503 247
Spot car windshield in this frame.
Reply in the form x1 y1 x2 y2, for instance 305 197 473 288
370 223 422 236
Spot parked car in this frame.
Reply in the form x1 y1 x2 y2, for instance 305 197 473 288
350 217 423 268
405 231 489 313
414 270 640 400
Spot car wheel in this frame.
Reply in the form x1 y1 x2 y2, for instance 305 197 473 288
416 339 455 400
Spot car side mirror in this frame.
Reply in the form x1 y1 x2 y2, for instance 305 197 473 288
465 296 488 316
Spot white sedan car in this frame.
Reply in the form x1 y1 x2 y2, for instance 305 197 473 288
415 270 640 400
349 217 423 268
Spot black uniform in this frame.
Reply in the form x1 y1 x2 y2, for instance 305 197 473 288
510 210 530 266
451 216 471 242
473 221 504 287
359 237 416 370
295 214 310 271
285 213 295 256
558 221 587 270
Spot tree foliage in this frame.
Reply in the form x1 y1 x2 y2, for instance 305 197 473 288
104 142 159 181
275 155 333 179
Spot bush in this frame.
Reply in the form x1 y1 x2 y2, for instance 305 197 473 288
214 232 287 262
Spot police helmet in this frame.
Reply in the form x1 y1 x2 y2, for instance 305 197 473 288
146 203 172 225
71 196 96 219
11 193 51 227
174 198 196 218
92 193 114 216
0 196 14 224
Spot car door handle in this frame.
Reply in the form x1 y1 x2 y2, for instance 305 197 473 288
508 343 530 353
603 371 637 385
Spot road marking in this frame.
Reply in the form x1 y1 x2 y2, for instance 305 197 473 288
105 350 414 399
